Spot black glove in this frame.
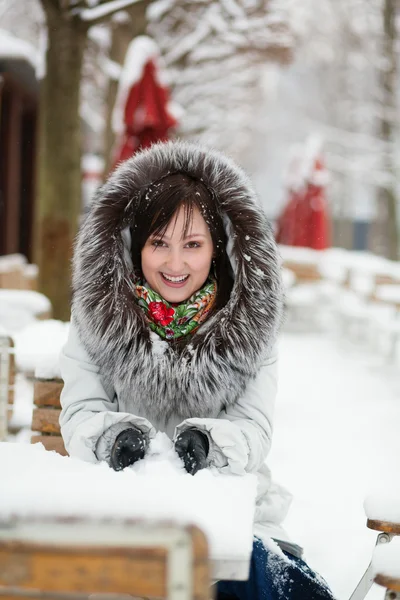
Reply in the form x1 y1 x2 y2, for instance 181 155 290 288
110 428 148 471
175 429 209 475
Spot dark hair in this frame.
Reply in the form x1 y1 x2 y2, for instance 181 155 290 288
130 172 233 311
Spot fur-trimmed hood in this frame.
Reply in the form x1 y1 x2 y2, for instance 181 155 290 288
72 141 283 423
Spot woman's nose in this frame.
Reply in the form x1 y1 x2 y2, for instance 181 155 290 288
165 249 185 273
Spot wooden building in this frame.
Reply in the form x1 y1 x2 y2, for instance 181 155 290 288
0 38 39 262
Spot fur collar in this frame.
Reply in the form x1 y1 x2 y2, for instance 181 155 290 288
72 141 283 423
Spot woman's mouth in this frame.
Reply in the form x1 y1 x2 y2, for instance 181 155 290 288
161 273 189 287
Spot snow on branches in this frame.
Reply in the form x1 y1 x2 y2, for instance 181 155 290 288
147 0 294 162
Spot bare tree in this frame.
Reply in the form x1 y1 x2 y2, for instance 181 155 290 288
36 0 148 320
374 0 399 259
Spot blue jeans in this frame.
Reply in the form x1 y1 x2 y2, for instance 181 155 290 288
215 539 335 600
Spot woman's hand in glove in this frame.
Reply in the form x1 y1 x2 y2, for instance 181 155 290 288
110 428 148 471
175 429 209 475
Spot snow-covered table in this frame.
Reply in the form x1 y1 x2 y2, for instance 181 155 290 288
0 438 257 581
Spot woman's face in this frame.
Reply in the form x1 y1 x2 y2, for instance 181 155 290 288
141 205 214 302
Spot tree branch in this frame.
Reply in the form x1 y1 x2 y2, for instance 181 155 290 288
72 0 144 27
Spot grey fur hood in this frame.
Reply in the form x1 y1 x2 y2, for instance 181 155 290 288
72 141 283 423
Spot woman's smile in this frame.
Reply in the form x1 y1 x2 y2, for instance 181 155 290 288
161 273 190 287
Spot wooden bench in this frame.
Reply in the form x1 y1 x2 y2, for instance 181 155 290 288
350 519 400 600
31 377 67 456
0 518 210 599
371 520 400 599
0 335 16 440
282 259 322 283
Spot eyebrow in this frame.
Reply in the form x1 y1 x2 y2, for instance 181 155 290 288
152 233 207 240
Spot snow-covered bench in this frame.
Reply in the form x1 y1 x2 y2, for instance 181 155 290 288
0 441 257 584
0 253 38 290
0 518 210 600
373 538 400 598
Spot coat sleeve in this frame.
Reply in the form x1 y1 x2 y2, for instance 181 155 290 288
59 318 155 464
173 347 278 475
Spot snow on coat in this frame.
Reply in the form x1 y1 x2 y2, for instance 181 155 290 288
60 140 293 545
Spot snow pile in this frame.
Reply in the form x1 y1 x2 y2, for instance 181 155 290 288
0 290 50 316
0 253 27 271
372 538 400 579
13 320 69 378
0 434 257 563
364 489 400 524
8 375 34 431
0 290 51 335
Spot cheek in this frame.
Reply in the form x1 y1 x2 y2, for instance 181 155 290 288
193 248 213 272
141 248 158 275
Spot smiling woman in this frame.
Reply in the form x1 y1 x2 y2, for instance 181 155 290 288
59 141 335 600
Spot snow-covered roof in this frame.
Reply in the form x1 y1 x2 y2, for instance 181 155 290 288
0 28 39 71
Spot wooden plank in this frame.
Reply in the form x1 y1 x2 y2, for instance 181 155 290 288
375 573 400 591
34 380 63 408
0 545 168 597
367 519 400 535
31 435 67 456
282 261 321 282
31 408 61 435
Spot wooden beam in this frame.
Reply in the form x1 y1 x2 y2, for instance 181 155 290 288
31 408 61 434
33 379 63 408
4 87 23 253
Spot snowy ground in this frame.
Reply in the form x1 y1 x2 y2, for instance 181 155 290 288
6 323 400 599
270 331 400 600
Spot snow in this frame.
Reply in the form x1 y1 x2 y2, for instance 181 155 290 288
0 27 39 71
0 253 27 270
8 375 34 431
364 490 400 524
0 290 50 316
0 290 52 335
0 434 257 566
146 0 175 22
373 539 400 579
12 320 69 378
82 153 105 174
150 330 168 356
374 285 400 304
76 0 143 22
269 332 400 600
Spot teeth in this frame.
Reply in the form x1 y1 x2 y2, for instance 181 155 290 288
162 273 188 283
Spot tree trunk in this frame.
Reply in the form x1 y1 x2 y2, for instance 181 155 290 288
103 2 150 177
372 0 399 260
35 5 87 320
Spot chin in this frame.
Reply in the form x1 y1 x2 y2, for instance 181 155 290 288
162 288 192 303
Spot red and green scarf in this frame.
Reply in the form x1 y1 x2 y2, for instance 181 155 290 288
135 279 217 340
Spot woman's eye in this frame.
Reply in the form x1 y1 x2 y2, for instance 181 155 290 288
185 241 201 249
151 240 166 248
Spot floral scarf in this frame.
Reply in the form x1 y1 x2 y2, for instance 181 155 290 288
135 279 217 340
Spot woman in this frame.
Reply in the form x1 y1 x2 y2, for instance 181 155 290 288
60 141 335 599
